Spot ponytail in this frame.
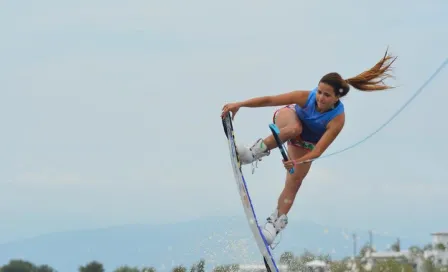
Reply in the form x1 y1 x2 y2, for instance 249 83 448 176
345 49 397 92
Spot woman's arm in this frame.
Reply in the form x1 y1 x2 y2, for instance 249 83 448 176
222 89 312 120
292 113 345 165
238 90 311 108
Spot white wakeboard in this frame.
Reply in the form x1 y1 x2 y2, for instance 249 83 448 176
221 113 279 272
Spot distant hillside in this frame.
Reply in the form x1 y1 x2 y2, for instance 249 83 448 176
0 216 427 272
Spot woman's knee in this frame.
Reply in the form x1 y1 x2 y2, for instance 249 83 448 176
274 110 302 135
277 124 302 141
286 124 302 138
274 108 300 125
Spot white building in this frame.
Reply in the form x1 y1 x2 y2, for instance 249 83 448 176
424 232 448 266
431 232 448 249
360 231 448 272
363 250 416 271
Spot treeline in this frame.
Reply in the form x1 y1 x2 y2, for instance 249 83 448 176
1 243 447 272
0 259 212 272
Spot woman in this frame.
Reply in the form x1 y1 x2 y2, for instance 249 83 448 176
220 50 397 246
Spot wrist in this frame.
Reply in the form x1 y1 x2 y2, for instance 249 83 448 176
236 101 246 108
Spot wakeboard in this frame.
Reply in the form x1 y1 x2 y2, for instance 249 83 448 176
221 112 278 272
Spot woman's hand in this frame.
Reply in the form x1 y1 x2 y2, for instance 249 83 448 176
283 159 296 171
221 102 241 120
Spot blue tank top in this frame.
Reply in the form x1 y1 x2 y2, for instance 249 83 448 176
294 87 344 143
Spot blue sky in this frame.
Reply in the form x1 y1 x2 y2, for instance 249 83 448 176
0 0 447 244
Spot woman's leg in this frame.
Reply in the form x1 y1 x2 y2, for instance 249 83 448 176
236 106 302 165
264 107 303 150
277 144 312 215
259 107 313 245
262 143 313 245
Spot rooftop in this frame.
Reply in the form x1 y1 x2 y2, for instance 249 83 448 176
431 232 448 236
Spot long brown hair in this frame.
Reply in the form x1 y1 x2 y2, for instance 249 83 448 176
320 49 397 97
